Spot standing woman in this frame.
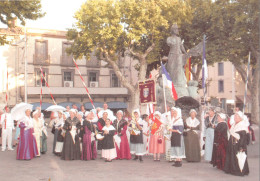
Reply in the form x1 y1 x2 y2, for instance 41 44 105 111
211 113 228 170
204 107 217 162
224 111 249 176
97 111 108 153
113 110 131 160
184 109 201 162
52 112 59 154
102 118 117 162
54 111 65 156
142 114 150 155
149 111 165 161
61 109 81 160
129 109 145 162
81 111 97 160
17 108 38 160
168 107 185 167
32 110 42 157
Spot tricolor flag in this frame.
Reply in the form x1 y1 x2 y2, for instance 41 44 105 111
161 63 178 100
202 35 208 99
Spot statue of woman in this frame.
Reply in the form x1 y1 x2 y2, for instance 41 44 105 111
166 24 188 97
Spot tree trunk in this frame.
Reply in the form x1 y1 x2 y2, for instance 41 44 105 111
129 90 140 111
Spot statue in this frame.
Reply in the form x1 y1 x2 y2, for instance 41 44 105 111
166 24 189 97
155 24 204 113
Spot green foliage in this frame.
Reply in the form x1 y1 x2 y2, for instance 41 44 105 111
0 0 45 45
67 0 192 63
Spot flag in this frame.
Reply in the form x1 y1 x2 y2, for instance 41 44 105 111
202 35 208 98
161 63 178 100
185 57 191 82
151 117 162 135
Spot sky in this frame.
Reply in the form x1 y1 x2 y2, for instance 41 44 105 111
0 0 86 30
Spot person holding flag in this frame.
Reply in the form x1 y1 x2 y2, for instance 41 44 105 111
168 107 185 167
129 109 145 162
149 111 165 161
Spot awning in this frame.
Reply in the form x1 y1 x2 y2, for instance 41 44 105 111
84 102 103 110
236 95 252 103
31 102 53 110
107 101 127 109
58 102 82 109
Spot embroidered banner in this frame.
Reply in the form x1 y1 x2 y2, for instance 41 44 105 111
138 79 156 104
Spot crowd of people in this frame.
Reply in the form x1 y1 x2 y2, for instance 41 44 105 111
0 103 255 177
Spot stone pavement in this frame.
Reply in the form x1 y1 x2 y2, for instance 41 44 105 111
0 125 258 181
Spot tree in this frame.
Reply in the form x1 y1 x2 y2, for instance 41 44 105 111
67 0 192 110
0 0 45 45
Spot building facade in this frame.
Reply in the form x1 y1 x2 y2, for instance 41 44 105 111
0 26 138 111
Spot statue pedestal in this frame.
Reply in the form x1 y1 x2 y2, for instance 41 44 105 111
175 85 189 98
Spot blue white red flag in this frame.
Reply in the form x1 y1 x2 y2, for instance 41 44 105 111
161 63 178 100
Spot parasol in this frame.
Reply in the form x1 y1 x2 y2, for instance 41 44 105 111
45 105 66 112
236 151 247 172
11 102 33 121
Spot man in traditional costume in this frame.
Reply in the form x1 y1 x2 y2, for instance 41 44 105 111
1 106 14 151
224 111 249 176
184 109 201 162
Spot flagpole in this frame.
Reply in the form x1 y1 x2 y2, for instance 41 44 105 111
243 52 251 113
202 35 207 105
161 61 167 113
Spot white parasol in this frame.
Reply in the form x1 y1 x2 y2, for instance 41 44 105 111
45 105 66 112
236 151 247 172
11 102 33 121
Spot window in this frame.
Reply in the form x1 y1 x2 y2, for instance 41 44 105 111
218 62 224 76
218 80 224 93
34 40 49 64
88 71 99 87
35 69 48 87
89 72 97 82
61 42 73 66
111 73 119 87
62 69 75 87
64 72 72 81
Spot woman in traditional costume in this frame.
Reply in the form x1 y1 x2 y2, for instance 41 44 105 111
211 113 228 170
81 111 97 160
204 107 217 162
54 111 65 156
17 108 38 160
168 107 185 167
224 111 249 176
97 111 108 152
52 112 59 154
32 110 42 157
102 118 117 162
129 109 145 162
61 109 81 160
183 109 201 162
149 111 165 161
112 110 131 160
142 114 150 155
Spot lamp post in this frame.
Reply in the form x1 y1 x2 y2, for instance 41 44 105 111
24 26 27 103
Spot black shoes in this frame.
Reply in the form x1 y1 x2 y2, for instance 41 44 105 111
172 161 182 167
139 156 143 162
133 156 138 160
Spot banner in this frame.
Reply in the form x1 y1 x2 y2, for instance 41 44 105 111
151 117 162 135
138 79 156 104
